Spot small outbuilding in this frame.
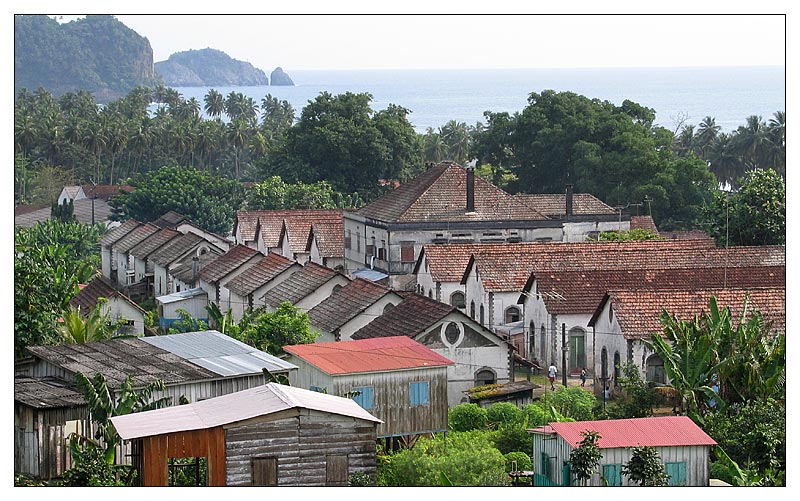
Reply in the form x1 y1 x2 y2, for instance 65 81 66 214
528 416 717 486
110 383 382 486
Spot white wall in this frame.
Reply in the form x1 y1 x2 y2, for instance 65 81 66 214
294 275 351 312
104 297 145 335
337 294 404 341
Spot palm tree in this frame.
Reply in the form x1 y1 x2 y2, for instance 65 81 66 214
58 305 119 344
765 111 785 176
708 132 743 189
226 119 249 180
14 112 37 202
423 127 445 163
695 116 720 159
734 115 767 169
440 120 471 163
204 89 224 120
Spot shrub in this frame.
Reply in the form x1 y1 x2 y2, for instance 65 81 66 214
448 402 487 431
493 421 532 455
521 403 549 426
486 402 522 427
348 472 373 486
548 386 597 421
504 451 532 472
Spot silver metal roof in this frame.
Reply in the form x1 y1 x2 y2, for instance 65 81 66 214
112 383 381 439
352 268 389 282
141 330 297 376
155 288 208 305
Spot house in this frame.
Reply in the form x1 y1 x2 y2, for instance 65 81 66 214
57 185 86 205
100 219 142 281
110 383 381 486
111 222 160 286
342 162 629 290
414 243 483 306
69 276 146 335
307 221 346 270
306 278 404 342
284 336 451 440
175 219 232 253
15 330 297 481
262 261 351 312
529 416 717 486
587 287 786 386
155 288 209 329
351 293 515 406
128 227 181 293
234 209 343 264
197 245 264 311
79 184 133 202
150 232 227 297
222 252 302 321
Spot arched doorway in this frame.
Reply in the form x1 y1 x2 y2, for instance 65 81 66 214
646 354 666 384
568 327 586 374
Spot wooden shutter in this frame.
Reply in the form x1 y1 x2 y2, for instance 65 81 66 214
665 461 687 486
251 457 278 486
601 464 622 486
400 243 414 262
326 454 348 486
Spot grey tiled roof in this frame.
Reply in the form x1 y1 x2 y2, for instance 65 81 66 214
307 278 393 332
100 219 141 247
198 245 262 283
129 228 181 259
112 223 160 253
263 262 341 307
224 252 298 297
352 293 454 340
149 233 206 267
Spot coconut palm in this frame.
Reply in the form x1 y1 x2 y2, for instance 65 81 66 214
440 120 471 163
734 115 767 169
764 111 785 175
226 119 249 180
204 89 224 119
708 132 743 189
695 116 720 158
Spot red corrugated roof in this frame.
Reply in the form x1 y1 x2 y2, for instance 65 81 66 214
534 416 716 449
284 336 453 375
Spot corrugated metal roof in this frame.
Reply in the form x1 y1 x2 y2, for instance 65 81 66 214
111 382 381 439
141 330 297 376
284 336 453 375
352 268 389 282
155 288 208 305
531 416 717 449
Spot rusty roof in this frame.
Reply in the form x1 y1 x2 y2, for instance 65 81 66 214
99 219 141 247
111 383 381 440
516 193 616 216
235 209 343 253
416 243 486 282
69 276 144 314
352 293 455 340
128 227 181 259
262 262 342 307
148 232 206 267
307 278 396 332
224 252 299 297
112 223 160 253
197 245 262 283
531 416 716 448
284 336 453 375
355 162 549 223
15 376 86 409
591 287 785 340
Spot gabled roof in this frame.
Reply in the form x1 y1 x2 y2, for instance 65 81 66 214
111 383 381 440
307 278 397 333
308 221 345 258
235 209 343 254
15 376 86 409
69 276 145 314
149 232 207 267
284 336 453 375
99 219 141 247
354 162 549 223
530 416 716 449
262 262 343 307
111 223 160 253
224 252 298 297
630 215 659 232
129 228 181 259
170 251 219 285
151 210 189 228
588 287 786 340
415 243 484 283
516 193 616 216
62 185 84 199
14 199 111 228
198 245 263 284
352 293 455 340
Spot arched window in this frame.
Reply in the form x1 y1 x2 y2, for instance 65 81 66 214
540 325 546 361
529 321 536 357
428 289 433 299
646 354 666 384
450 291 466 309
601 347 609 379
613 351 621 385
470 301 476 319
332 284 343 294
568 327 586 372
479 304 485 325
505 306 521 324
475 368 496 386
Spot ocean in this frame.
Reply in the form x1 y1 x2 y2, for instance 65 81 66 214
171 66 785 134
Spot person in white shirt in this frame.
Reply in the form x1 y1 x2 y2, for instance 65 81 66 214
547 364 557 390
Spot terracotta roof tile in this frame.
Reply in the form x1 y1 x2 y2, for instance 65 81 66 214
308 278 394 332
263 262 341 307
224 252 298 296
630 215 659 232
516 193 616 216
309 221 344 258
602 287 785 340
69 276 143 314
235 210 343 253
352 293 455 340
100 219 141 247
284 336 453 375
129 228 181 259
198 245 262 283
356 162 549 223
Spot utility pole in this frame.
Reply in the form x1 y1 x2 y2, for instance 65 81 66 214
561 323 567 388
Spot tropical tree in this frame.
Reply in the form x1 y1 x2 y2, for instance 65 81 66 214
58 304 122 344
439 120 471 163
569 431 603 486
204 89 224 119
694 116 720 158
622 446 670 486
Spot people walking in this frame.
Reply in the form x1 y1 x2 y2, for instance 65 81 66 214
547 363 557 391
580 368 587 387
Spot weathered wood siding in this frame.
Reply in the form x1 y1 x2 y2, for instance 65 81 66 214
141 427 226 486
225 409 377 486
287 357 447 438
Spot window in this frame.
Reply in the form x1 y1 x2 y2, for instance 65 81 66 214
470 301 476 319
345 230 351 250
352 386 374 410
383 303 395 314
613 352 621 384
410 381 429 406
505 306 521 323
365 244 376 259
444 322 460 344
479 304 485 325
450 291 466 309
428 289 433 299
646 355 666 384
356 231 361 252
601 464 623 486
326 455 349 486
400 242 415 263
608 303 614 323
377 247 386 260
665 462 687 486
251 457 278 486
475 369 495 386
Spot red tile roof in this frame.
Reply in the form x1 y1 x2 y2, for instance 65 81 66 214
532 416 716 449
198 245 262 283
309 221 344 258
284 336 453 375
355 162 549 223
224 252 298 297
593 287 785 340
417 243 487 283
263 262 341 307
352 293 456 340
307 278 395 332
516 193 616 216
235 210 343 254
630 215 659 232
69 276 144 314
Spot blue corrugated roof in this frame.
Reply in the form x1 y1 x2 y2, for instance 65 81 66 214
141 330 297 376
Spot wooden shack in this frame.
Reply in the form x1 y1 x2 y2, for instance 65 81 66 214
111 383 382 486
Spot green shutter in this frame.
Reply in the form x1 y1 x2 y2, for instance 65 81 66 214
562 462 571 486
602 464 622 486
665 462 687 486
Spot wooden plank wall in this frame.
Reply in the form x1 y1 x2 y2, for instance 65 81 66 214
141 427 226 486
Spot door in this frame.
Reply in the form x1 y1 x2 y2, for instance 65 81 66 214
251 457 277 486
569 329 586 372
326 454 349 486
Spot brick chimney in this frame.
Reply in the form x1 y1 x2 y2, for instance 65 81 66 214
466 167 475 212
566 184 574 217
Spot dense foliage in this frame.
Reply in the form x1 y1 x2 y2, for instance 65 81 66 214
543 386 597 421
244 175 364 210
504 451 532 473
569 431 603 485
703 168 785 246
606 363 663 419
448 403 488 432
595 228 663 241
486 402 523 427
